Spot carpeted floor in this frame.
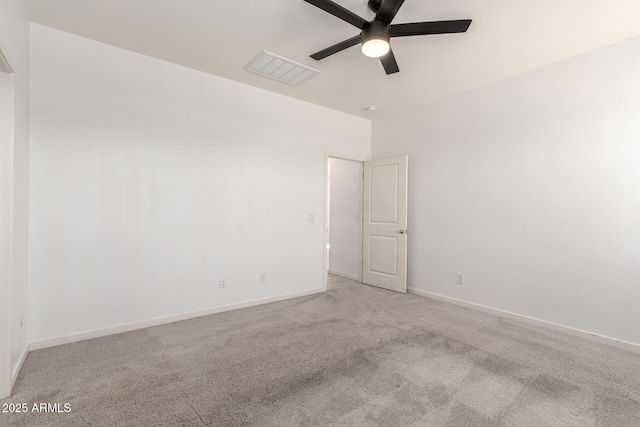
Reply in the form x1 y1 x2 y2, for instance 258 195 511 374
2 274 640 426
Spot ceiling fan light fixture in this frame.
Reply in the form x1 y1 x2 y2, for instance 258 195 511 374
361 21 390 58
362 39 389 58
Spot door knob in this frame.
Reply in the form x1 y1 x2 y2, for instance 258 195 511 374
396 229 407 234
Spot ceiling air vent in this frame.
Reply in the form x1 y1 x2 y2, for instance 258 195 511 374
244 51 321 87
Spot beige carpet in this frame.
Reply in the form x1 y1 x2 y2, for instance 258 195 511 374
2 275 640 426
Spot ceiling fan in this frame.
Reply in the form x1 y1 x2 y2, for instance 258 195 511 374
303 0 472 74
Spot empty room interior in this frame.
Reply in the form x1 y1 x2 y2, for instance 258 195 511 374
1 0 640 425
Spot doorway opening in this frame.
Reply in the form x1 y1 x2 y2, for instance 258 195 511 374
324 154 409 294
323 154 365 291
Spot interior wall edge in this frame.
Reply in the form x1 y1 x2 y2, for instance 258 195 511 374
11 344 27 386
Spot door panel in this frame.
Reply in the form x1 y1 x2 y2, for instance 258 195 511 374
369 235 398 275
363 156 408 293
370 164 398 223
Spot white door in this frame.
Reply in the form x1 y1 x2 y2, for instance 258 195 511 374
363 156 408 293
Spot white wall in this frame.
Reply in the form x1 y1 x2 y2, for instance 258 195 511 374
0 0 30 396
372 35 640 346
328 158 362 278
29 24 370 344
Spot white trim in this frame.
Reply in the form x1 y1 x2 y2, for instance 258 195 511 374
11 345 27 387
328 270 360 281
408 288 640 352
0 66 16 399
323 152 367 293
29 288 324 351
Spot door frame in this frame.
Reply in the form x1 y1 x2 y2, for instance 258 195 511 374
323 152 366 291
0 47 15 399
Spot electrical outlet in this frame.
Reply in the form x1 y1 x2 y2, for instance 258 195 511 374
456 273 464 285
307 214 315 223
219 278 227 288
260 273 267 283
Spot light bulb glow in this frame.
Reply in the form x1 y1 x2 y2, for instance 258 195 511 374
361 39 390 58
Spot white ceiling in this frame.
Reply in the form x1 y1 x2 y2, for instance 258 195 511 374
26 0 640 119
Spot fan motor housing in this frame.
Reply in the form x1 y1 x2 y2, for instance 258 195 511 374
362 20 390 42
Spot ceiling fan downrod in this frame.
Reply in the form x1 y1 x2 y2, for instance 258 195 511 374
368 0 383 13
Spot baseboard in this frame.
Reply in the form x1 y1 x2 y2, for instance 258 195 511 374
328 270 359 281
29 288 324 351
11 345 28 388
407 288 640 352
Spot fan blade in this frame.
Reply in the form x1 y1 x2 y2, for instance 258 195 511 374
376 0 405 24
390 20 472 37
379 49 399 74
304 0 368 29
310 34 362 60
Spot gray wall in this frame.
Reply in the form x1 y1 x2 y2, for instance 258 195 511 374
373 35 640 345
28 24 370 344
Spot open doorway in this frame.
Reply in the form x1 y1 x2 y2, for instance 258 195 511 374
323 154 364 291
324 154 409 294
